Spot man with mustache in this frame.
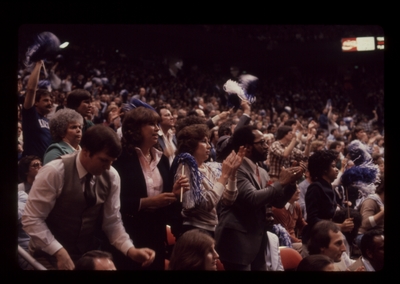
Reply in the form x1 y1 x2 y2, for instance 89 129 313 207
22 60 53 159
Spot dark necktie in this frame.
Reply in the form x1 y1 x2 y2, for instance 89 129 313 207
84 173 96 207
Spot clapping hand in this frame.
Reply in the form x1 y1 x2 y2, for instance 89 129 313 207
219 147 246 184
278 166 304 185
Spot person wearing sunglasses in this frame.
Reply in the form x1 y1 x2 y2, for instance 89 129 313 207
18 155 42 194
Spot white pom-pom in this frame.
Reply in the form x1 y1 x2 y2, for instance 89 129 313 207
223 79 245 100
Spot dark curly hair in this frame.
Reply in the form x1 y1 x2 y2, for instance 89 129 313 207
121 107 161 155
18 155 41 182
175 116 209 137
360 229 384 260
308 150 338 181
231 125 256 152
176 124 209 156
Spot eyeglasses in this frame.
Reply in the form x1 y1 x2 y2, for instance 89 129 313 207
31 162 42 169
253 139 268 146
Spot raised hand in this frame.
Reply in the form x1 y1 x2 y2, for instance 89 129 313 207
218 110 230 120
296 120 304 131
231 146 246 173
278 166 303 185
308 120 318 130
127 247 156 267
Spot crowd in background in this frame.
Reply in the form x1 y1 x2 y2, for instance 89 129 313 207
16 25 384 271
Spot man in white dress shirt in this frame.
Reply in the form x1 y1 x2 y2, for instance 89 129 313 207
22 125 155 270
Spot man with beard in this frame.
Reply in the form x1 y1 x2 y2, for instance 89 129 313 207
215 125 305 271
22 61 53 159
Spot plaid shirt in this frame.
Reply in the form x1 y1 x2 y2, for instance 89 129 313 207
268 140 304 177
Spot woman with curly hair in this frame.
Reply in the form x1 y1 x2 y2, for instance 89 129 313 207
171 122 245 238
302 150 354 246
43 108 83 164
112 107 189 270
168 229 219 271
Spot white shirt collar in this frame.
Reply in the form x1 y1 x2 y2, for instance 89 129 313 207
134 147 163 164
361 257 375 271
284 202 294 214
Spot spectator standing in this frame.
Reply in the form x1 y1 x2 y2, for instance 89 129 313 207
268 123 313 181
21 61 53 159
22 125 156 270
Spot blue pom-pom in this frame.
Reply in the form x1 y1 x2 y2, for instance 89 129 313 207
239 74 258 103
129 98 156 112
347 140 372 166
38 80 51 92
171 153 205 207
341 166 377 187
25 32 60 69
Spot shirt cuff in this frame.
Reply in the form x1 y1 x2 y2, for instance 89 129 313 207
42 240 63 256
211 115 220 125
227 178 237 191
121 240 135 256
368 215 377 227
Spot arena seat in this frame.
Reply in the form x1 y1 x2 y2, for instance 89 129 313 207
279 247 302 271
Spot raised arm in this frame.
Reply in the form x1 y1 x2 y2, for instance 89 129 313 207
237 166 300 210
24 61 43 110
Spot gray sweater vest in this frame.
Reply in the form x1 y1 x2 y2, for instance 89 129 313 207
45 153 111 256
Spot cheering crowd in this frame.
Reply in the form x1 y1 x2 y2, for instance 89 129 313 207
16 29 384 271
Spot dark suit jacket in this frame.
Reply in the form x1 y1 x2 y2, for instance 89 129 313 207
215 158 296 266
302 178 337 244
112 148 177 269
157 132 177 152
